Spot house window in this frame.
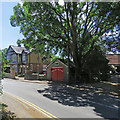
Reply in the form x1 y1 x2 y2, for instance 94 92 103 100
13 65 17 73
22 54 26 63
19 55 22 63
12 54 16 62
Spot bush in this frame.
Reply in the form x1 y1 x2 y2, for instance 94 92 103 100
17 74 24 77
0 104 15 120
83 46 111 82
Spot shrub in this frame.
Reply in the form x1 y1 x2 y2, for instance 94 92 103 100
17 74 24 77
83 46 111 82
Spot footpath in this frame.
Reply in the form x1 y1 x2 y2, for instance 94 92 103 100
1 92 47 119
11 76 50 85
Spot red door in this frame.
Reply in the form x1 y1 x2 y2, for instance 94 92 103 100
52 68 58 81
57 69 63 81
52 68 63 81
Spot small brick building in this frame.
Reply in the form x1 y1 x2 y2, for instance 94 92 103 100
46 59 69 82
106 54 120 72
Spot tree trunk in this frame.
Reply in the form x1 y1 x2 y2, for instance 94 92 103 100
74 58 82 83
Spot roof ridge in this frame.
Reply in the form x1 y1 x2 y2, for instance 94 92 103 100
11 45 26 48
9 45 30 54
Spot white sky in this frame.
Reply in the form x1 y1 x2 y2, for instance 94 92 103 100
58 0 64 5
0 2 2 49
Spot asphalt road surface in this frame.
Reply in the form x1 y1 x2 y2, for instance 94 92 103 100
2 79 119 119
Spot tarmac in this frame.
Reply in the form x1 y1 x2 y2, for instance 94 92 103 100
1 77 50 119
1 75 119 119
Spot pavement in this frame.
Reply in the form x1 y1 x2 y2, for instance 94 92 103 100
1 92 47 119
13 76 50 85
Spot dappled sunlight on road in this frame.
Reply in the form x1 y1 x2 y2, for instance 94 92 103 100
37 76 119 119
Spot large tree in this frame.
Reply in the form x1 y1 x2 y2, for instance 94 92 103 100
10 2 120 80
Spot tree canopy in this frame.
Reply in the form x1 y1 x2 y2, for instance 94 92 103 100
10 2 120 81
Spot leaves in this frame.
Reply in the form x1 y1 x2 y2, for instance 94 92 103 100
10 2 120 80
0 48 10 77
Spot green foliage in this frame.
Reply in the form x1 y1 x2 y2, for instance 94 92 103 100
82 46 111 82
0 48 10 78
0 103 16 120
17 39 22 47
50 56 62 62
10 2 120 82
17 74 24 77
0 51 2 79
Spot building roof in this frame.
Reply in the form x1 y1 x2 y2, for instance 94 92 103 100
106 54 120 65
9 45 30 54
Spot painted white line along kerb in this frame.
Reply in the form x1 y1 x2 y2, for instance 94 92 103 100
3 91 61 120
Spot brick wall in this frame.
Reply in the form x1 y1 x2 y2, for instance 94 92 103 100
29 52 42 64
106 54 120 65
31 63 43 73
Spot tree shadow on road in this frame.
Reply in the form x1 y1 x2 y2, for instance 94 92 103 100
37 81 119 119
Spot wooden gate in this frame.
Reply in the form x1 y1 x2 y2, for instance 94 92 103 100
52 68 63 81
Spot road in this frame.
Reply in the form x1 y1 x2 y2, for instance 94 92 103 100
2 79 119 119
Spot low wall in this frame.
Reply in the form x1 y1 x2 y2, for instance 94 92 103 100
24 73 37 80
24 73 47 80
4 73 12 78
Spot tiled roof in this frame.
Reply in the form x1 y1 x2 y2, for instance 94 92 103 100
106 54 120 65
10 45 30 54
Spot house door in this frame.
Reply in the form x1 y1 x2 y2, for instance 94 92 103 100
52 68 63 81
